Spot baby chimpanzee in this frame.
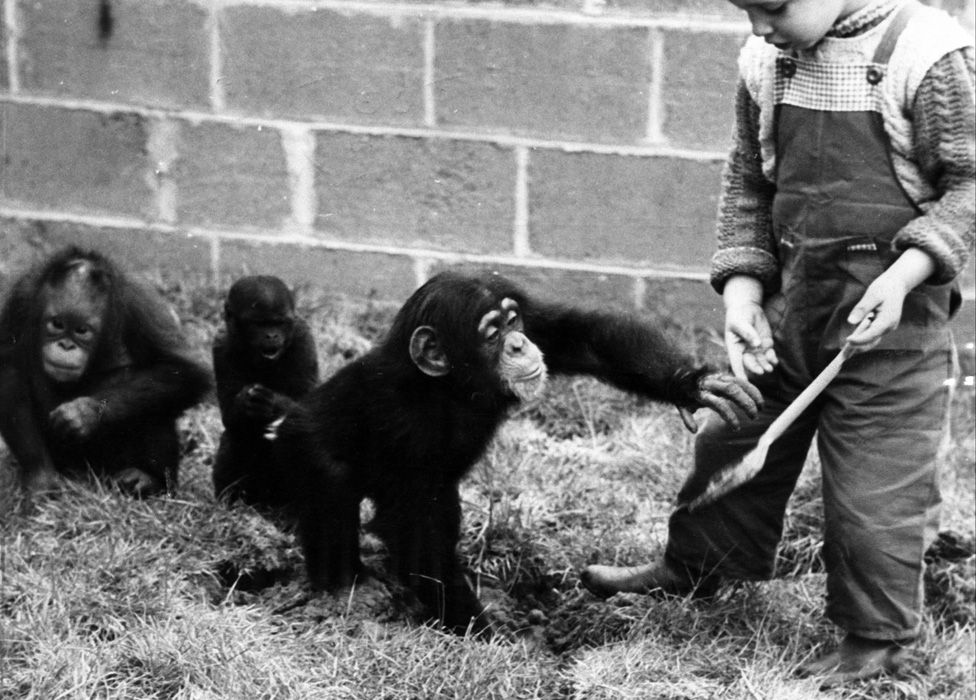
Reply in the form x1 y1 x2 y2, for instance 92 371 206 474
212 275 318 506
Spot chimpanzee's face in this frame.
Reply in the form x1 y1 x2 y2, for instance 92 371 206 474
476 297 547 401
240 315 295 363
405 283 546 401
224 276 297 365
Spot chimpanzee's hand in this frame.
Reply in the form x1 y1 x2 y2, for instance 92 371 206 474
241 384 278 422
49 397 105 440
676 371 763 433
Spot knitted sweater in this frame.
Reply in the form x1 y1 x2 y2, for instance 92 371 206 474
711 0 976 293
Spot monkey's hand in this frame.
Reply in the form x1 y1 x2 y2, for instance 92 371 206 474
674 370 762 433
240 384 278 422
49 397 105 441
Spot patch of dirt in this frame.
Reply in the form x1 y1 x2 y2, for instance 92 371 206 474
461 521 645 654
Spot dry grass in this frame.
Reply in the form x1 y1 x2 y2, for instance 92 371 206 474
1 276 973 699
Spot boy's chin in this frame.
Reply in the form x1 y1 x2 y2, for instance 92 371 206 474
768 37 821 52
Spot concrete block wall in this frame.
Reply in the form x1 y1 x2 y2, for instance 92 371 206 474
1 0 974 336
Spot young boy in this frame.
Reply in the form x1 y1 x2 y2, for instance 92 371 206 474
582 0 974 687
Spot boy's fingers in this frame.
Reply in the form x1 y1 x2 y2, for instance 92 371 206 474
728 346 748 381
730 343 777 379
746 350 774 375
847 297 880 326
845 310 882 347
740 351 763 376
733 323 762 349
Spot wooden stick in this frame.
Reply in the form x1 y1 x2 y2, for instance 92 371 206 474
683 315 874 512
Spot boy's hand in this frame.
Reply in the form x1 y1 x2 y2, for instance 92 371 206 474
725 302 778 379
846 247 936 349
722 275 777 380
846 274 906 349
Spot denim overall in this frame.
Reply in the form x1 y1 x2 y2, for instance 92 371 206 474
667 5 956 640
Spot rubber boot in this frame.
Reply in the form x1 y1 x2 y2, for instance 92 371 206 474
797 634 911 688
580 559 719 599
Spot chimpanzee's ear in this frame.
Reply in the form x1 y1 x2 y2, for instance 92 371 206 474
409 326 451 377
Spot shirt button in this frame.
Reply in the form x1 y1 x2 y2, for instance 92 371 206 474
780 58 797 78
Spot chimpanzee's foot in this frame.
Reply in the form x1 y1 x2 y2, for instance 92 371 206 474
797 634 911 688
19 466 64 513
580 559 719 599
23 466 64 499
113 468 165 497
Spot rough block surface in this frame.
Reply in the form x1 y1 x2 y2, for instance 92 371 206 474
1 104 152 218
314 133 516 254
174 121 291 230
431 260 640 313
529 149 723 269
661 29 745 150
1 0 971 348
220 6 426 123
0 217 213 281
436 20 652 142
18 0 210 109
218 238 419 302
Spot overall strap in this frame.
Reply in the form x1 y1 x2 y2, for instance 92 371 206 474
872 2 921 65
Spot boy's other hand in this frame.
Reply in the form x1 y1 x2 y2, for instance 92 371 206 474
725 301 779 379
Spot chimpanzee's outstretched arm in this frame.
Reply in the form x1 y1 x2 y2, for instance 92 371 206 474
523 301 761 429
524 303 704 400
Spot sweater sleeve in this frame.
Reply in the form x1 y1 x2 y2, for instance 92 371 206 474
710 78 781 295
893 46 975 285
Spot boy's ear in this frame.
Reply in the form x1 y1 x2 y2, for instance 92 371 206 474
409 326 451 377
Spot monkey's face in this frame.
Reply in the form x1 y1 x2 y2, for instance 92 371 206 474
226 310 295 366
39 275 106 384
477 298 547 401
224 276 299 366
243 319 295 363
406 295 547 402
